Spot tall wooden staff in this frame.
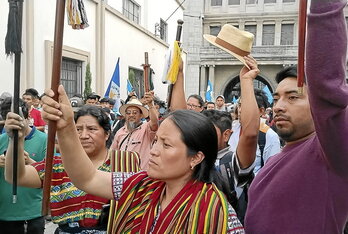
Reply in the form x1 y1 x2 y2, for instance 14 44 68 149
167 19 184 108
42 0 66 216
297 0 307 95
142 52 151 93
42 0 88 215
5 0 24 204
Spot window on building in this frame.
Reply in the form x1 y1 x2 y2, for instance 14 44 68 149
262 24 275 45
61 58 82 98
283 0 295 2
244 25 257 45
123 0 140 24
211 0 222 6
160 19 168 42
210 26 221 36
246 0 257 4
264 0 276 3
228 0 240 5
280 24 294 45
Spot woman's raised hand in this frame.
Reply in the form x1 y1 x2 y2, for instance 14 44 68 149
41 85 75 130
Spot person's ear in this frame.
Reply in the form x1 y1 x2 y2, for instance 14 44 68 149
190 151 205 170
223 129 232 143
259 107 265 116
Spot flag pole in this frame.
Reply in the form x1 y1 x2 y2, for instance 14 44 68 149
167 19 184 109
297 0 307 95
42 0 66 216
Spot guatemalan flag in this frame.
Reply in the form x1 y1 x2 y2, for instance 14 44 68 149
105 57 121 112
262 85 273 104
205 80 213 102
127 79 133 93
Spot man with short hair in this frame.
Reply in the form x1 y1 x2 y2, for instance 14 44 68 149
85 93 100 105
22 89 45 132
111 91 158 170
216 95 227 111
230 89 281 175
99 97 110 109
186 94 204 112
245 1 348 232
206 101 215 110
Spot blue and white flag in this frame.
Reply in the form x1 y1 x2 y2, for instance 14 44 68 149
105 58 121 112
262 85 273 104
127 79 133 93
205 80 213 102
232 96 237 104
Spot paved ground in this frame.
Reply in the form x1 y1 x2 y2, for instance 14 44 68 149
45 221 58 233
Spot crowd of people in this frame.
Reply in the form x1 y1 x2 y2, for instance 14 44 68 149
0 0 348 232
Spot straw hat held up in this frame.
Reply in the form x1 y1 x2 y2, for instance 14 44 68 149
203 24 254 69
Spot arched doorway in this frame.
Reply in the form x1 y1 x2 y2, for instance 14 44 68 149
223 75 273 103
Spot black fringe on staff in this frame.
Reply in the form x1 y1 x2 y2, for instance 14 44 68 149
5 0 23 56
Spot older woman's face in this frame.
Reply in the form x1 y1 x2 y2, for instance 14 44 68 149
148 118 192 180
76 115 109 157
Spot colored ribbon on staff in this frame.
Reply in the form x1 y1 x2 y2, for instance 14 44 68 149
66 0 89 29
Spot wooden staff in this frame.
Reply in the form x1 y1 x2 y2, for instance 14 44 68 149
297 0 307 95
167 19 184 109
142 52 151 93
42 0 66 215
5 0 24 203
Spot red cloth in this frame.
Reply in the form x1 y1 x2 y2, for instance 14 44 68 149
29 108 45 127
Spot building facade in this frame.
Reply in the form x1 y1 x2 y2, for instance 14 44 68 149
182 0 348 102
0 0 185 101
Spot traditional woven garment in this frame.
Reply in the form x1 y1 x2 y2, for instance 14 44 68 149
33 155 110 227
112 172 228 233
107 150 140 233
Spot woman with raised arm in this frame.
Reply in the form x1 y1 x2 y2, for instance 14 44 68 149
33 83 245 233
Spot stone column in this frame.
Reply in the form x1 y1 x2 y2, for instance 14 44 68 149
199 65 207 98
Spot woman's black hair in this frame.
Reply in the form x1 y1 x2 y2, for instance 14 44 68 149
166 109 236 206
75 105 111 147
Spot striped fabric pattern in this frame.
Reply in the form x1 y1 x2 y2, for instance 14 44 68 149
112 172 229 233
33 155 110 227
107 150 141 233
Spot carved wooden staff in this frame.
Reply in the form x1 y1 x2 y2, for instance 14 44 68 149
297 0 307 94
5 0 24 203
142 52 151 93
167 19 184 109
42 0 66 215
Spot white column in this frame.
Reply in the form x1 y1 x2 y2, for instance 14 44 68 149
199 65 207 98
